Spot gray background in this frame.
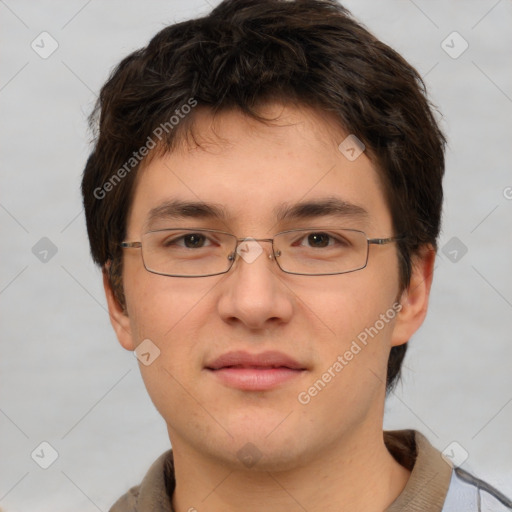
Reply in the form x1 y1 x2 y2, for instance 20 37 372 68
1 0 511 510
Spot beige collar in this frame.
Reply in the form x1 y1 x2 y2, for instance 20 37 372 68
385 430 452 512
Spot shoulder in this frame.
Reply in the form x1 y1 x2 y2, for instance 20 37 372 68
442 467 512 512
109 485 140 512
109 450 175 512
384 430 512 512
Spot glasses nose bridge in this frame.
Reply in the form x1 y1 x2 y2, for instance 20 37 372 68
235 237 273 242
233 236 279 263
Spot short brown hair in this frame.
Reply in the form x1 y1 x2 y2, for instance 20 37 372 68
82 0 445 393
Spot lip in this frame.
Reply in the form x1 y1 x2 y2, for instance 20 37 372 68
205 350 307 391
205 350 305 371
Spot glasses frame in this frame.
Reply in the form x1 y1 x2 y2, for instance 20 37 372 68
121 227 405 278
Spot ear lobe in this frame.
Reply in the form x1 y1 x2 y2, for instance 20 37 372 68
102 268 136 351
391 246 436 347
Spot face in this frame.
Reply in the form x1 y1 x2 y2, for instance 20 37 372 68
106 104 433 471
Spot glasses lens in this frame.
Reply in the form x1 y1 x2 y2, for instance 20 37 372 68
274 228 368 275
141 229 236 276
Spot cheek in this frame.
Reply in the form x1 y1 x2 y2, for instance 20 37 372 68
124 272 216 412
296 270 400 392
297 288 399 417
124 263 216 342
293 266 398 339
125 278 212 423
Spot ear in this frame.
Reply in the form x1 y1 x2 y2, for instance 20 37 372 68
391 245 436 347
103 268 136 351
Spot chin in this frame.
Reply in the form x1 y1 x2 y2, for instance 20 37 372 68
221 426 314 471
221 439 309 473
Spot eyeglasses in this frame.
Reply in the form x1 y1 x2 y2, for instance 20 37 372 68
121 227 403 278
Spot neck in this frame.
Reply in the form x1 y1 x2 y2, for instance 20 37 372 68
170 424 410 512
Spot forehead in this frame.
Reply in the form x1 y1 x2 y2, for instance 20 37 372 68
127 104 392 235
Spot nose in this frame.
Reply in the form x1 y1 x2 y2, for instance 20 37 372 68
216 238 293 331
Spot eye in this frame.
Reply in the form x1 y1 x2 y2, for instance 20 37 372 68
162 233 213 249
181 233 209 248
296 231 351 249
303 232 332 248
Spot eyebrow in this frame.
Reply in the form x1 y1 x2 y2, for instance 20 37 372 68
146 197 368 227
274 197 368 223
146 200 228 227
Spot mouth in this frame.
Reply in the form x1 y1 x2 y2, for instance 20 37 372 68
206 366 306 391
205 351 307 391
211 364 299 369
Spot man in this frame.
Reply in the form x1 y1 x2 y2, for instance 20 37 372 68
81 0 512 510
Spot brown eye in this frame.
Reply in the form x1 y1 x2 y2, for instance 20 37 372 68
307 233 331 248
182 233 207 248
